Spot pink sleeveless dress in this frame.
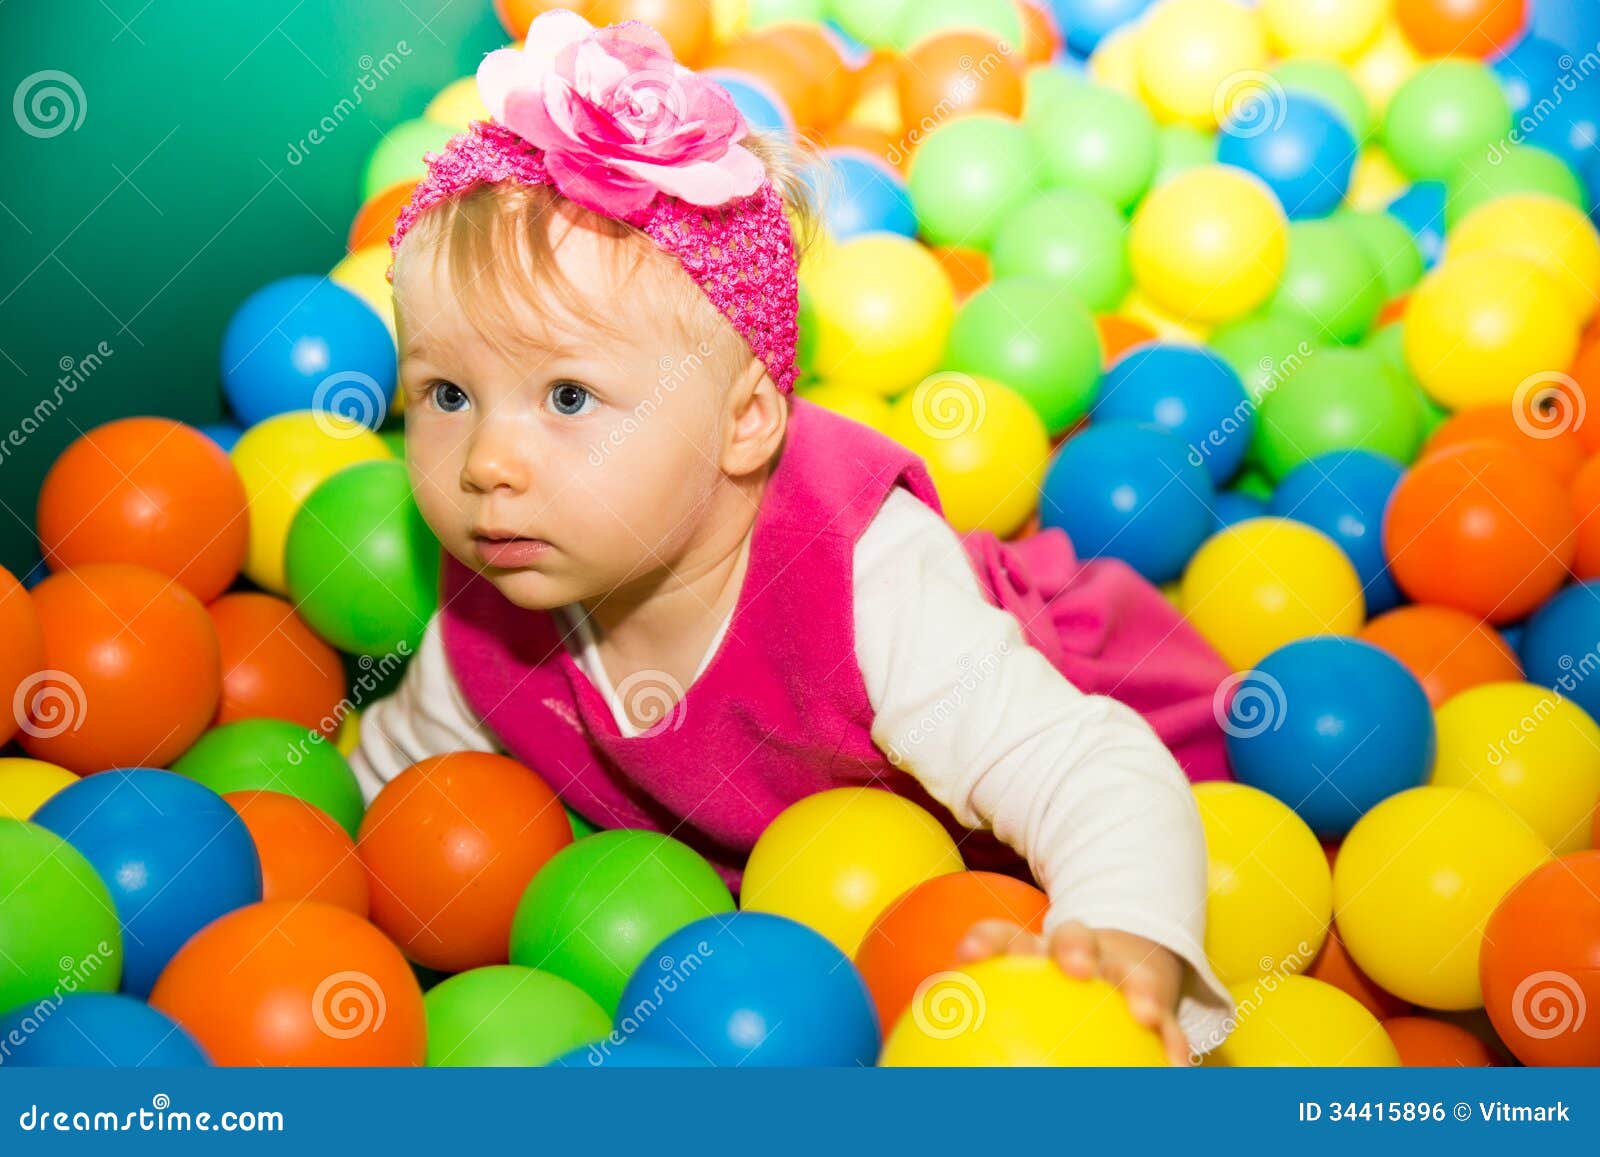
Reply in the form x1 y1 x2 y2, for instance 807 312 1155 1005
439 397 1231 887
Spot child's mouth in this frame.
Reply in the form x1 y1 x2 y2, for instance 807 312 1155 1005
473 534 552 568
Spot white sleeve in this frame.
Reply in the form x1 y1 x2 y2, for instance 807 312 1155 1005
347 614 504 804
854 487 1234 1057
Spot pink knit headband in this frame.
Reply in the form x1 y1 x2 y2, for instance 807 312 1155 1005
386 8 798 393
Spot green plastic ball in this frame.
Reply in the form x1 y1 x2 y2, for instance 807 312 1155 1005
908 115 1039 250
893 0 1023 50
827 0 913 45
988 189 1130 311
509 830 733 1016
1366 324 1448 437
363 119 459 202
1335 209 1423 300
1026 84 1158 211
1444 145 1586 227
1383 60 1511 183
285 459 440 659
0 820 123 1012
1272 59 1371 141
1151 125 1217 189
424 965 610 1066
1208 315 1321 406
944 277 1103 434
1255 346 1424 480
1263 220 1386 345
170 719 366 838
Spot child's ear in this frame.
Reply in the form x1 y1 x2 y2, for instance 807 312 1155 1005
720 355 787 478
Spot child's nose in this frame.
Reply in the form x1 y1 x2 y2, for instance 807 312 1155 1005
461 427 530 495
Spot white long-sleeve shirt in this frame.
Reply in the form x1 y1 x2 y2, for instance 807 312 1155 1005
350 487 1233 1055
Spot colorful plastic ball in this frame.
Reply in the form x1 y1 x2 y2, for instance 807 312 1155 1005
620 912 880 1066
37 418 248 603
509 830 734 1016
0 758 76 820
170 718 365 839
0 993 208 1067
907 115 1037 250
1263 220 1386 345
1268 450 1405 613
1383 1015 1497 1066
221 276 395 429
704 69 792 133
1396 0 1526 59
884 373 1050 536
801 233 954 396
1480 851 1600 1066
1422 402 1585 486
348 178 420 254
1218 93 1356 219
424 965 610 1067
1133 0 1267 128
896 30 1023 128
1358 605 1523 709
1094 344 1250 484
1207 314 1319 405
1209 975 1399 1066
1526 79 1600 171
1272 59 1372 139
0 819 122 1012
1383 60 1511 182
361 117 458 201
882 954 1166 1066
1445 145 1586 227
1052 0 1152 55
1383 442 1574 624
854 871 1049 1031
1181 518 1365 670
1386 179 1446 267
797 382 892 432
1097 315 1158 367
892 0 1022 52
552 1038 710 1067
0 566 43 749
223 790 369 917
1448 194 1600 322
1308 921 1414 1022
1025 82 1158 211
1039 422 1216 584
1336 208 1424 299
1520 582 1600 719
208 592 347 736
1333 785 1550 1009
1260 0 1389 62
330 246 397 342
1225 638 1435 839
1432 682 1600 855
229 411 390 594
943 278 1102 434
33 769 260 997
988 189 1130 312
1194 782 1332 984
20 564 219 774
703 28 842 131
358 752 572 972
149 899 426 1066
813 150 916 240
1151 123 1218 187
1129 166 1288 324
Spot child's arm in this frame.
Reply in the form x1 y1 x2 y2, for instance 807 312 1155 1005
854 488 1233 1061
347 614 504 804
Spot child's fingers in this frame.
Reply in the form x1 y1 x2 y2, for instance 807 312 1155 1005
1159 1014 1193 1067
955 919 1045 962
1047 920 1101 980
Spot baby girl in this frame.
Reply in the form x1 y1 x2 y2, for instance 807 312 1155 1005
352 9 1236 1063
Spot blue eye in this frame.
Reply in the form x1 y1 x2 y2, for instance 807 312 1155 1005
548 381 594 417
430 380 469 413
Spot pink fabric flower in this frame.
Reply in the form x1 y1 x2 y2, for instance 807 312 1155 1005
476 9 765 219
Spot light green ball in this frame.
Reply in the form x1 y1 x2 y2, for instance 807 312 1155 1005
1335 209 1423 300
1263 220 1386 346
908 115 1038 249
893 0 1023 50
1444 145 1586 227
989 189 1130 311
826 0 914 45
363 119 459 202
1025 83 1158 211
170 719 366 839
1151 125 1217 189
1208 315 1322 406
1383 60 1511 183
1255 346 1424 480
424 966 610 1067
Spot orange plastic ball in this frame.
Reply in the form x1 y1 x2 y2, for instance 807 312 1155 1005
37 418 248 603
224 791 369 917
1383 443 1575 623
1579 456 1600 581
1308 924 1413 1021
1560 344 1600 454
208 593 347 736
930 245 992 302
1384 1016 1498 1066
1096 316 1157 366
1395 0 1526 59
897 32 1024 129
1421 405 1585 486
21 564 220 773
348 178 419 253
590 0 712 64
149 900 425 1066
1481 851 1600 1066
826 123 906 173
357 752 572 972
494 0 587 40
706 33 822 128
855 870 1049 1031
762 22 856 128
0 566 44 748
1016 0 1062 64
1358 604 1523 708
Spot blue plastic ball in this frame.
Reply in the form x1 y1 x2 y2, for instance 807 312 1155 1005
1500 621 1526 655
1092 344 1252 484
31 770 261 997
549 1039 711 1067
1267 449 1405 615
1050 0 1154 55
616 913 878 1067
1493 36 1566 120
813 151 917 240
220 276 395 429
1040 421 1216 583
198 422 244 453
1518 582 1600 723
1224 637 1436 839
1209 489 1268 531
0 993 210 1067
705 70 792 135
1217 93 1357 219
1386 182 1446 268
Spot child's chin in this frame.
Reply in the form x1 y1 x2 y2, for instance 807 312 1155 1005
483 568 578 612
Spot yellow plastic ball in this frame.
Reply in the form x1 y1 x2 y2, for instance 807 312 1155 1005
1208 976 1400 1066
881 955 1169 1066
1349 22 1421 119
1195 782 1331 984
0 758 79 820
798 382 894 433
740 787 964 957
884 373 1050 536
230 411 390 594
1260 0 1388 62
330 244 397 339
1088 25 1141 97
334 708 363 757
1179 518 1365 670
801 234 955 397
1334 786 1551 1010
1130 166 1288 324
1403 252 1581 410
1448 195 1600 323
1347 147 1409 211
1431 682 1600 855
424 76 490 129
1135 0 1268 127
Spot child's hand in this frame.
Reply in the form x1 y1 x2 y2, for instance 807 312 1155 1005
956 919 1191 1066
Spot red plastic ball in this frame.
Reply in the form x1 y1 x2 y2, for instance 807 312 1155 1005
208 592 347 735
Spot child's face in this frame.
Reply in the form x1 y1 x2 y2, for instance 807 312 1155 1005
394 215 735 612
